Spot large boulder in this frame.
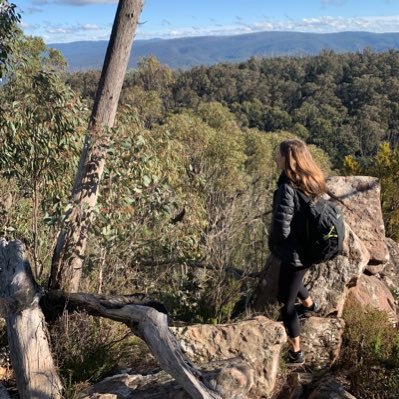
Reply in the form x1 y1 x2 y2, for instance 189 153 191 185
326 176 388 264
346 274 398 324
173 316 286 399
303 223 370 317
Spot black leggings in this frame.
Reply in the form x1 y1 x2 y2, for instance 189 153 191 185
277 263 309 338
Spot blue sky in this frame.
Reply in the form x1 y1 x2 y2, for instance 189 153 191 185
15 0 399 44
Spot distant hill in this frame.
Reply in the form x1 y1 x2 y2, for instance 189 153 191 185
50 31 399 71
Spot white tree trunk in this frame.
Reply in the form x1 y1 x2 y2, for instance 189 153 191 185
49 0 145 292
0 240 62 399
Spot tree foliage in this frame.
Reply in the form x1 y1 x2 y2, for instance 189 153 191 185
344 142 399 241
0 35 87 277
0 0 20 77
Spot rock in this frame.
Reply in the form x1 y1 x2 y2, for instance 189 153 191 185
304 223 369 317
380 238 399 291
173 316 286 399
346 274 398 324
253 253 282 314
307 376 357 398
81 371 189 399
82 361 254 399
202 360 254 399
276 373 314 399
364 263 386 275
326 176 388 264
300 317 345 369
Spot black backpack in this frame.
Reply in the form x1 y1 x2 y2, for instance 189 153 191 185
296 190 345 264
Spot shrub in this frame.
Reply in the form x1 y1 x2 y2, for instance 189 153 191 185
340 300 399 398
49 312 157 394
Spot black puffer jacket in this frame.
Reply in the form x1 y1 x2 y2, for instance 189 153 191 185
268 173 310 268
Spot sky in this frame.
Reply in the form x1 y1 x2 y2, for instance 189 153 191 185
14 0 399 44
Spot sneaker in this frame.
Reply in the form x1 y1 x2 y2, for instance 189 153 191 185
286 350 305 366
296 301 318 318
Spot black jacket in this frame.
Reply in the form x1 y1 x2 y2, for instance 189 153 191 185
268 173 310 268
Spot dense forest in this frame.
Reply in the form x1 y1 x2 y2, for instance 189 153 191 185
67 49 399 239
2 24 399 396
68 49 399 167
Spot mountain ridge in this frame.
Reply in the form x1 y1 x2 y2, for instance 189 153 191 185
49 30 399 71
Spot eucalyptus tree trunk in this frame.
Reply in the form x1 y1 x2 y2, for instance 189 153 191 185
49 0 145 292
0 240 62 399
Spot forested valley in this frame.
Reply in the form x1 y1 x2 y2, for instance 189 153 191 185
2 19 399 396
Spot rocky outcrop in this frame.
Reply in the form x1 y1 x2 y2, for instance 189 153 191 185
326 176 388 264
346 274 398 323
173 316 286 399
82 317 285 399
303 223 370 317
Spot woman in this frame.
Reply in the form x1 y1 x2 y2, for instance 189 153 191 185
269 139 324 365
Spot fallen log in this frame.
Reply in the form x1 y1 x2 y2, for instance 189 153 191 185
47 290 223 399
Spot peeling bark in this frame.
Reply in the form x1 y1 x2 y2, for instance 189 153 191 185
0 240 62 399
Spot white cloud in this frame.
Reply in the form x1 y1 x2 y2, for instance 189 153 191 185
20 21 41 31
55 0 117 4
32 14 399 43
33 0 116 4
321 0 346 5
135 15 399 40
40 21 111 42
45 22 104 33
25 6 44 14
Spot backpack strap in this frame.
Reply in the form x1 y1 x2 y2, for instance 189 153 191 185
296 189 316 206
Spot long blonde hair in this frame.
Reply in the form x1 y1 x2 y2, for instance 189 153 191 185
279 139 326 197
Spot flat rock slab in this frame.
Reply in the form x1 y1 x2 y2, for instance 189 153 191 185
327 176 388 264
81 371 190 399
82 360 254 399
173 316 286 399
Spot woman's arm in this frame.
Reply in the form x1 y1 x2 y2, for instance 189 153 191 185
269 183 295 246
